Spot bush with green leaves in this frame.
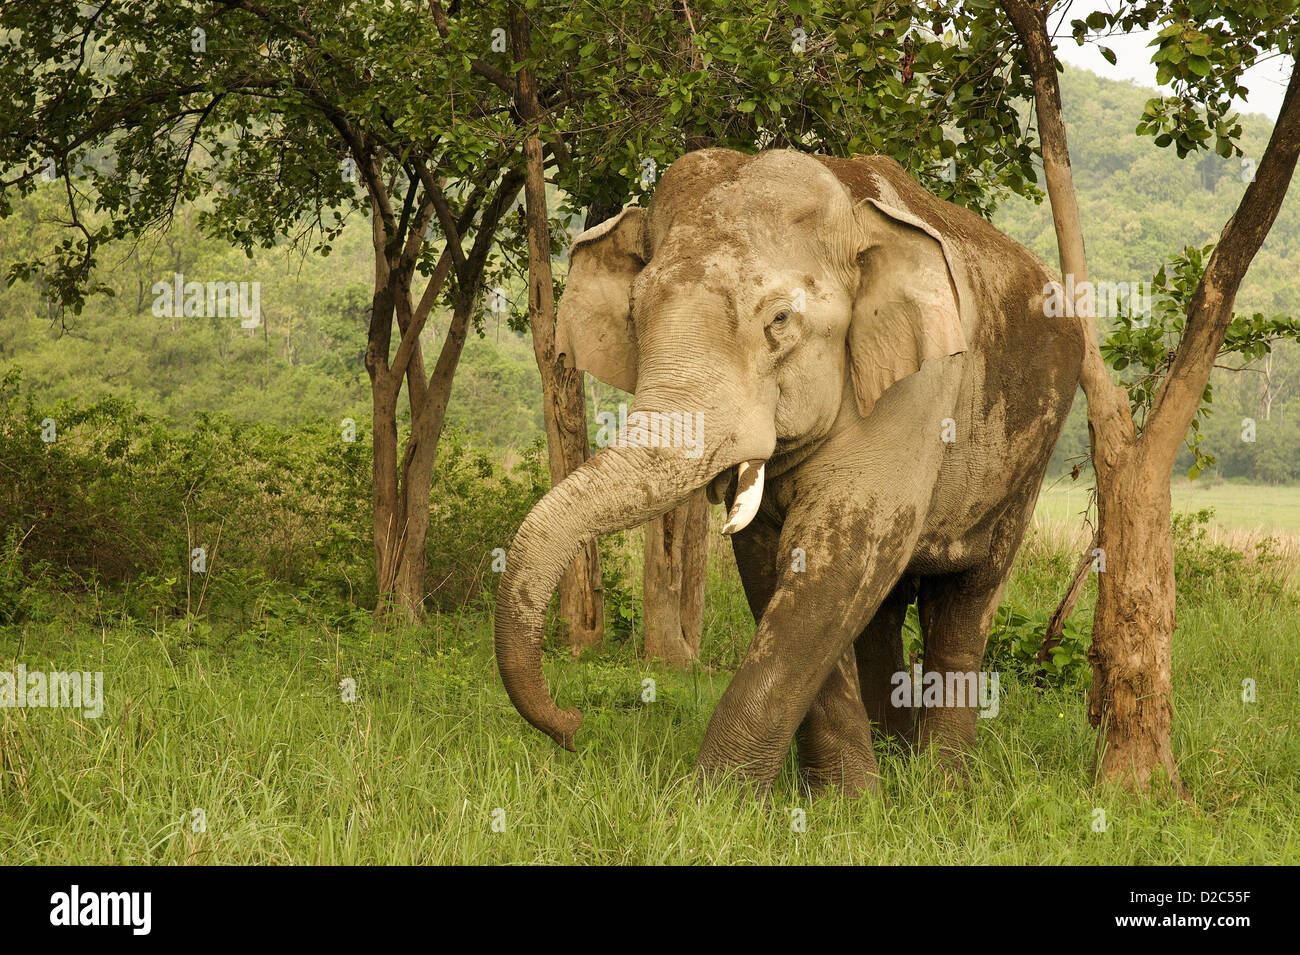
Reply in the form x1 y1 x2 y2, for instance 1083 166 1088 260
901 599 1091 689
1171 508 1287 606
424 433 548 615
0 526 52 625
2 368 368 611
1 368 554 625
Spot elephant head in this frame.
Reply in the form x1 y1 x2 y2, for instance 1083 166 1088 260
494 149 968 748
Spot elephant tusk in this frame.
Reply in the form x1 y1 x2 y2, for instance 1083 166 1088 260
721 459 766 535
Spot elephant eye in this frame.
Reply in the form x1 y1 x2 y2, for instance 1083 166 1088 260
764 309 793 348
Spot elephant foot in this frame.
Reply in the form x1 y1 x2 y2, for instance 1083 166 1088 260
796 706 882 798
797 754 881 799
692 750 782 801
692 735 881 799
914 709 977 784
796 654 882 799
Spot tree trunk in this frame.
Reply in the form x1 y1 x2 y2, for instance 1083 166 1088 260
370 256 458 622
511 7 603 653
643 489 709 666
371 373 403 610
1002 1 1299 793
679 490 709 653
1002 0 1172 792
348 90 523 624
1089 444 1179 790
391 274 479 619
1262 351 1273 420
393 396 438 620
554 367 604 653
368 253 403 613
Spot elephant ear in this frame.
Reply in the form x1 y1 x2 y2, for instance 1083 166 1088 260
556 206 647 393
847 198 968 418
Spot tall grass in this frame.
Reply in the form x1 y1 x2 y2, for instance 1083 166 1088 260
2 528 1296 865
3 385 1295 863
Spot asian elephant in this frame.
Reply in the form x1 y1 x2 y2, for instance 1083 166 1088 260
494 148 1082 796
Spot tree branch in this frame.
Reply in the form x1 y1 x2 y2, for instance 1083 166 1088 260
1001 0 1137 467
1145 60 1300 463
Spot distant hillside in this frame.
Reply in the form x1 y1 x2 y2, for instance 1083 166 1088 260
0 196 545 453
993 68 1298 317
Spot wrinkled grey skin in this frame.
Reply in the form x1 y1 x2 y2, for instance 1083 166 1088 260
494 149 1082 795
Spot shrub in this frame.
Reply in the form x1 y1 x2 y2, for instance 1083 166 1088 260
1 367 566 624
424 432 547 613
902 600 1091 688
1172 507 1286 605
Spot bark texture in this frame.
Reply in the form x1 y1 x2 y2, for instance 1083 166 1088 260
643 489 709 666
364 149 523 620
511 7 604 652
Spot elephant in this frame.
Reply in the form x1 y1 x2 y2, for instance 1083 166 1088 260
494 148 1082 796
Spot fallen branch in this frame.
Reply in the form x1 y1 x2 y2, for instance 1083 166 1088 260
1035 529 1099 688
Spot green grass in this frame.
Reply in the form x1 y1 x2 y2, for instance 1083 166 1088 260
3 545 1298 864
1037 478 1300 534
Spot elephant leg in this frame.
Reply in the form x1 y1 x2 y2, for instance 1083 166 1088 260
854 577 918 745
729 507 782 621
695 489 930 791
734 507 882 796
694 361 957 792
795 647 880 796
913 508 1027 773
732 507 872 794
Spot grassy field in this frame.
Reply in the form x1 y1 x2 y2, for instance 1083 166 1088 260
2 522 1298 865
1037 479 1300 534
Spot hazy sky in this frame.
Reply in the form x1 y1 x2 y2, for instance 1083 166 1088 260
1052 0 1293 121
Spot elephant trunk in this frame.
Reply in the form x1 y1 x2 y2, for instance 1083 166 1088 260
494 441 723 749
